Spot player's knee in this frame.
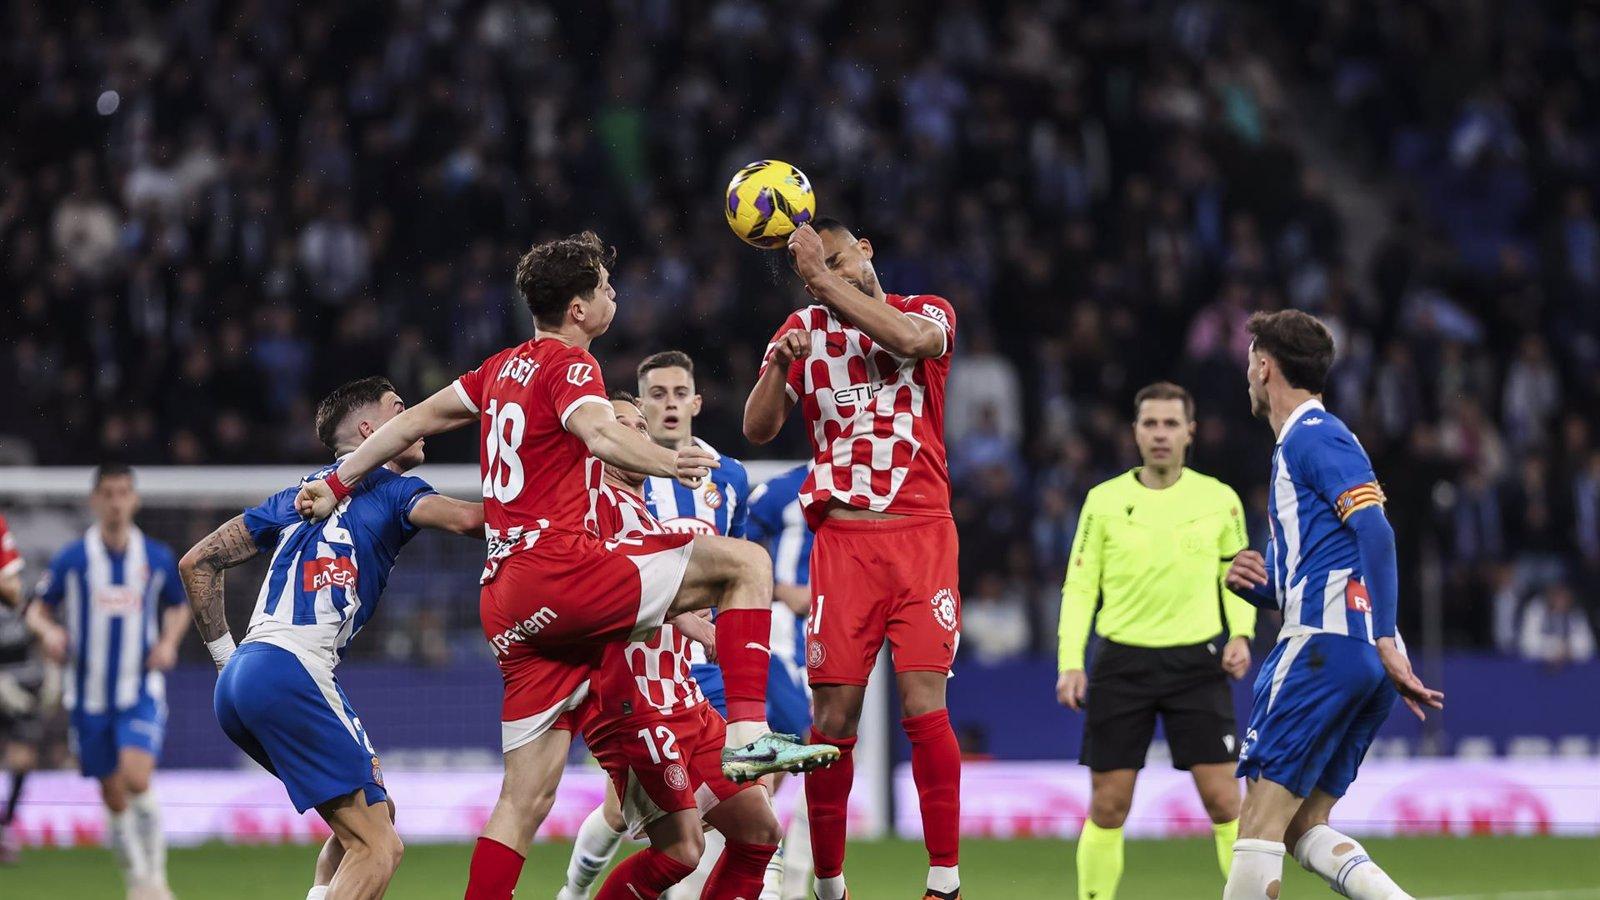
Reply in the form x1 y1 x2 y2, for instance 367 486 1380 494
811 705 859 740
123 769 152 796
1202 786 1241 823
726 543 773 605
602 804 625 832
748 817 784 847
659 829 705 868
377 831 405 874
1088 793 1132 828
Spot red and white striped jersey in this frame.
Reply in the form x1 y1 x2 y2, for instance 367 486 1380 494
583 481 706 743
761 294 957 528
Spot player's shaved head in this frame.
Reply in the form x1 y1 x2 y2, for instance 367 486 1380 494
316 376 398 452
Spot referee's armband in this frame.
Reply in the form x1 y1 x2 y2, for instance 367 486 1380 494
1335 482 1386 522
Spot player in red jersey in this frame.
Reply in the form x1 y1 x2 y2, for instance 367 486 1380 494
296 232 836 900
744 219 965 900
578 393 786 900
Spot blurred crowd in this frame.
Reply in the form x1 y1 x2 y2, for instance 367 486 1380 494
2 0 1597 661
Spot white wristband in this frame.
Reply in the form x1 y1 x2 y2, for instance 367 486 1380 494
206 634 238 672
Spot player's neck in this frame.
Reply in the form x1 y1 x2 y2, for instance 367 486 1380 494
1267 389 1318 437
1137 465 1182 490
605 474 644 495
659 433 694 452
534 325 590 350
98 523 132 552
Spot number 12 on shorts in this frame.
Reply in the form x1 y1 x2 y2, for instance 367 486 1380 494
637 725 680 765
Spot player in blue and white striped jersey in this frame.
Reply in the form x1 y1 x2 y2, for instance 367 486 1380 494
28 464 188 898
1221 312 1443 900
179 377 483 900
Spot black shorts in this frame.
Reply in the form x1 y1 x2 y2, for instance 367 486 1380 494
1080 636 1238 772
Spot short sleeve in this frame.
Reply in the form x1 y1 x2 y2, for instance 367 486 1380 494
546 346 610 430
36 551 70 607
243 487 300 551
391 475 439 539
453 359 489 415
900 294 956 358
1292 427 1383 520
155 546 185 607
759 312 808 401
0 515 21 578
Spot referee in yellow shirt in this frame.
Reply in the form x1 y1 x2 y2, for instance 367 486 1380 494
1056 382 1257 900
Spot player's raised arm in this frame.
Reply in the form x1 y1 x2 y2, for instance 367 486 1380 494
565 400 716 488
297 384 477 519
178 515 262 671
744 328 806 444
787 223 945 359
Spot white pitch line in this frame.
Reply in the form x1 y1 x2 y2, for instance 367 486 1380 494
1421 890 1600 900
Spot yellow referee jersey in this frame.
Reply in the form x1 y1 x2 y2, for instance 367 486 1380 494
1057 467 1256 671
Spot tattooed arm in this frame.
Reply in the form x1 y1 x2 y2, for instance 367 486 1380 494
178 515 262 670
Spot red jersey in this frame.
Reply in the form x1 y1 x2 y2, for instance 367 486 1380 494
583 480 706 744
761 294 957 528
0 513 21 579
453 338 611 582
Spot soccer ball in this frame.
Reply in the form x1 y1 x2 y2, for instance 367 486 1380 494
724 159 816 249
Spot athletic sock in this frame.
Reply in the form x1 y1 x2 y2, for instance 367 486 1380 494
107 807 151 887
306 888 329 900
665 826 722 900
595 848 697 900
903 709 961 876
562 805 626 895
1293 824 1414 899
781 791 813 898
759 838 785 900
465 836 526 900
2 770 26 825
803 728 856 891
1214 818 1239 879
1223 838 1285 900
1076 820 1123 900
715 608 774 723
703 840 778 900
129 789 167 886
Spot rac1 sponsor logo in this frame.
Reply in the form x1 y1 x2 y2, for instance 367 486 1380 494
490 606 560 657
303 557 358 592
659 517 717 536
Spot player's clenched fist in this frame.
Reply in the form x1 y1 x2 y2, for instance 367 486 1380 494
295 479 338 520
769 330 810 369
1225 549 1268 593
787 223 826 281
673 444 719 489
1056 669 1088 711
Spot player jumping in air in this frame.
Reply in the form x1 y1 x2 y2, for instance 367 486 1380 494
29 465 189 900
745 220 964 900
577 392 785 900
293 232 836 900
180 377 485 900
1221 311 1444 900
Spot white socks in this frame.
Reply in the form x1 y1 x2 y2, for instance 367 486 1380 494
306 888 329 900
559 805 626 899
1224 838 1285 899
781 793 812 900
1294 824 1413 899
759 839 786 900
814 873 847 900
725 719 772 748
107 808 150 887
928 865 960 893
129 789 168 887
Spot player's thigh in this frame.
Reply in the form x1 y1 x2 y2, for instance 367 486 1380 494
1088 768 1138 826
668 533 770 616
3 737 38 770
317 787 401 855
115 746 156 793
1238 774 1305 840
896 669 947 718
701 780 782 846
883 520 961 677
500 727 571 815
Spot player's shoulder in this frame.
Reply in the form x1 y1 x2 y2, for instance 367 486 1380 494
1284 406 1363 454
51 538 89 569
894 293 955 322
1085 470 1138 503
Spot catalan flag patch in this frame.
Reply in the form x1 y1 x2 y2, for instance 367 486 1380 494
1335 481 1386 521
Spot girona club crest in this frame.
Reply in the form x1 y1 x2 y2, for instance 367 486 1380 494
930 588 958 632
664 763 689 792
566 362 595 386
807 640 826 669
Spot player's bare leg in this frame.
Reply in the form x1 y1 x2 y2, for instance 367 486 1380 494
1078 769 1136 900
100 747 166 898
467 728 570 899
310 799 395 900
594 809 701 899
315 789 403 900
1284 789 1412 900
1191 762 1242 881
557 787 628 900
699 787 782 899
1223 777 1303 899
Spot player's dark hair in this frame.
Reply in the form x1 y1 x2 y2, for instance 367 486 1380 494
1246 310 1335 394
608 389 640 406
315 376 397 453
636 350 695 384
92 463 135 489
515 231 617 329
812 216 854 238
1133 382 1195 422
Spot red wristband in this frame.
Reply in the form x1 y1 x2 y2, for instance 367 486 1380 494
325 470 353 502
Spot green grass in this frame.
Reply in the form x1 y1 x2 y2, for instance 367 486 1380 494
7 837 1599 899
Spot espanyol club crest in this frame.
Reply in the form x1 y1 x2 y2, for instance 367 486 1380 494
371 756 384 787
703 484 724 509
930 588 958 632
664 763 689 792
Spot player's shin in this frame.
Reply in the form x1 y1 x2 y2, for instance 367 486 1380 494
1223 839 1285 900
715 607 774 731
1293 824 1413 900
904 709 961 892
1076 820 1123 900
804 729 855 899
702 840 779 900
1214 818 1239 878
561 804 627 897
107 806 152 887
130 788 168 886
594 847 697 900
758 837 785 900
465 836 526 900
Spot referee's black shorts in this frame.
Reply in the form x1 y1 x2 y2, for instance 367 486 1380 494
1079 636 1238 772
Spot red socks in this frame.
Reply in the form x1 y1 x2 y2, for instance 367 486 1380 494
803 728 857 879
593 847 696 899
465 836 525 900
702 841 779 899
715 608 773 722
904 709 961 867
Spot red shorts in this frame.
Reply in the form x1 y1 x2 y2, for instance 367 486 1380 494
806 515 960 686
589 703 749 836
480 530 695 751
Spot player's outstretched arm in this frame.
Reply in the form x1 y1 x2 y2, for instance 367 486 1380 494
743 330 805 444
567 401 716 488
297 385 478 519
787 224 945 358
178 515 261 671
408 496 486 536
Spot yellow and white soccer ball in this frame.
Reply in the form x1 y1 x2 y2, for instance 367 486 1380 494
724 159 816 249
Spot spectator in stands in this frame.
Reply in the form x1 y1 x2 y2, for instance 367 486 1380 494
1517 582 1596 666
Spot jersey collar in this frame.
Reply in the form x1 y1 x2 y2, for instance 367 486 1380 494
691 436 722 461
1277 398 1325 444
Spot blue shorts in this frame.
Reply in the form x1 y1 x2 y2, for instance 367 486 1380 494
215 642 387 814
70 693 166 779
1237 633 1397 798
695 657 813 737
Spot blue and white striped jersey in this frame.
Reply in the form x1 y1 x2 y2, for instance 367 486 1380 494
37 526 184 714
746 463 812 668
1268 399 1387 644
240 460 436 669
643 438 750 538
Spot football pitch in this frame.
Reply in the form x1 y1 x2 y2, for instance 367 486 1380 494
8 837 1599 899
